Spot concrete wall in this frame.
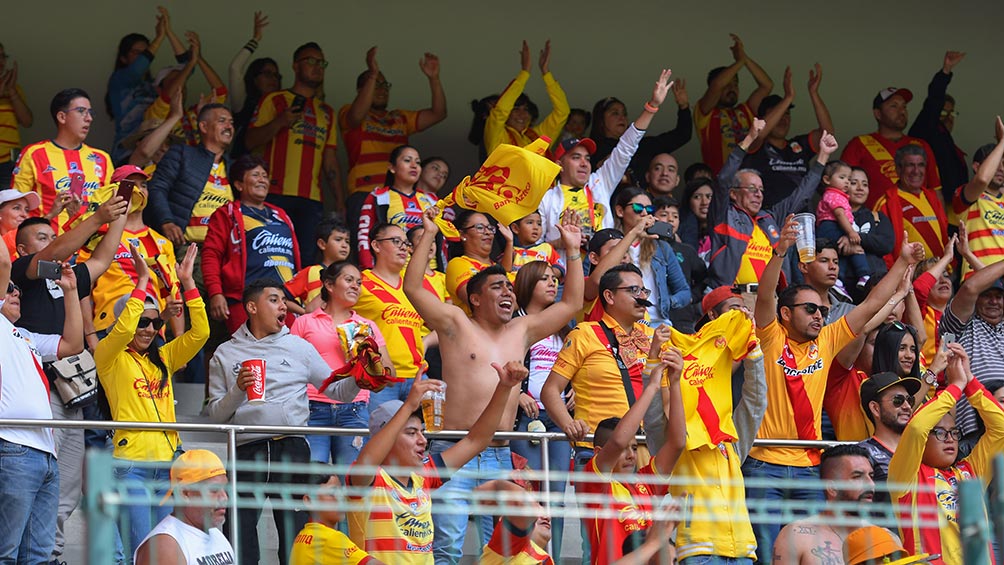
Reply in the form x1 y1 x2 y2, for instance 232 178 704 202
5 0 1002 181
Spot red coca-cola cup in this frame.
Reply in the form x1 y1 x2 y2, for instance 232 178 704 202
242 359 266 404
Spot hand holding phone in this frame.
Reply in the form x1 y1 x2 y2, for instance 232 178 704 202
646 221 675 242
115 180 135 204
37 260 62 280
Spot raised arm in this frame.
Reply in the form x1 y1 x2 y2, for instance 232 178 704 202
415 53 447 131
909 51 964 140
344 46 380 130
0 63 32 128
739 38 774 113
947 250 1004 324
404 208 465 334
653 347 685 475
523 216 583 343
585 218 653 301
771 129 835 219
532 41 570 144
962 116 1004 205
54 264 83 358
227 11 267 110
750 66 793 153
484 42 531 154
130 89 184 167
697 35 746 115
755 216 796 328
733 338 766 462
631 68 673 133
442 361 526 469
93 245 150 369
83 202 129 281
26 196 127 280
160 32 199 102
845 236 926 333
806 64 834 149
192 32 225 91
594 351 669 474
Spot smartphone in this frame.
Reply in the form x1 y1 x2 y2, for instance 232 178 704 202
37 260 61 280
942 333 957 348
646 221 675 242
116 180 135 203
68 172 85 197
290 95 306 113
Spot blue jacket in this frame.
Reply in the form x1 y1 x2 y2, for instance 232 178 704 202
146 144 230 232
650 239 692 323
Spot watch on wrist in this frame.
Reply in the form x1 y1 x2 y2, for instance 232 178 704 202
923 370 937 386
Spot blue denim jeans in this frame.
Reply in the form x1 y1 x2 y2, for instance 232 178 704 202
511 409 571 562
741 458 823 564
429 441 513 565
680 556 755 565
0 439 59 564
573 448 594 563
306 400 369 466
113 458 172 564
369 376 422 410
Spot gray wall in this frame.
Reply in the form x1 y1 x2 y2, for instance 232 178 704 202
6 0 1002 182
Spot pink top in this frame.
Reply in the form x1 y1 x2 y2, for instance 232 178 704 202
290 309 385 404
816 187 852 224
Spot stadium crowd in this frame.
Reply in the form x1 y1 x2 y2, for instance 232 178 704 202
2 7 1004 565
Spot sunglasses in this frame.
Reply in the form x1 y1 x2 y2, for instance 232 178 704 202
791 302 830 318
930 427 962 442
885 394 915 408
137 317 166 331
629 203 654 215
6 281 18 295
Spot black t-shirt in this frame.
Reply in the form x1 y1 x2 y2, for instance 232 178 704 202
10 253 92 335
742 133 815 209
859 436 894 504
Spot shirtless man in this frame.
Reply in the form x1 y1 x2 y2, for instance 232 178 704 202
772 444 876 565
404 206 583 565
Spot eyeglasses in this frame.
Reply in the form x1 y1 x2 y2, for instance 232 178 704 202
296 56 328 69
67 107 96 118
940 110 959 118
930 427 962 442
791 302 830 318
615 285 652 298
463 223 497 234
629 203 654 215
374 237 412 249
732 185 764 194
137 317 166 330
376 80 392 89
885 394 915 408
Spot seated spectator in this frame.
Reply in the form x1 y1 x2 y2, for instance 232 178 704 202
952 118 1004 278
484 40 568 155
134 450 235 565
291 474 380 565
417 156 451 198
644 153 682 197
0 42 32 189
228 11 279 159
357 144 438 267
0 188 39 258
284 215 351 314
476 480 554 564
345 363 526 563
508 210 561 272
445 210 503 310
743 64 833 208
652 195 706 332
797 239 854 324
290 261 394 465
94 245 207 560
203 154 300 334
611 186 691 327
206 279 363 565
873 145 948 264
887 344 1003 564
677 177 714 259
588 76 691 182
839 167 894 293
817 160 872 288
842 87 941 208
684 162 714 183
857 372 922 504
695 34 772 173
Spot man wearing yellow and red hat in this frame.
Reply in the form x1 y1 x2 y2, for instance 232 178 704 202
134 449 235 565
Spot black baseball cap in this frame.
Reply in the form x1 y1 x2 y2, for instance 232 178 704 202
587 228 624 255
860 372 922 415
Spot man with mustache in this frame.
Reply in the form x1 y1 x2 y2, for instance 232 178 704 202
857 372 922 503
771 444 877 565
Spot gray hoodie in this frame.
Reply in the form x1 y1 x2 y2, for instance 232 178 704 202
207 323 360 445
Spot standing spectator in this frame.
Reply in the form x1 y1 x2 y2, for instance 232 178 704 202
284 216 351 314
815 161 872 289
771 445 876 565
744 217 924 562
588 76 691 182
887 345 1003 565
695 34 773 173
290 474 374 565
13 88 113 228
857 372 922 503
652 195 706 332
913 245 956 362
134 450 235 565
0 189 38 257
356 145 438 267
203 155 301 334
0 42 33 188
445 211 503 311
94 245 207 561
105 6 186 164
908 51 969 208
644 153 681 197
206 279 362 565
484 40 569 155
796 239 854 324
841 87 941 208
341 46 446 225
146 103 234 252
744 65 834 208
0 243 83 564
290 261 395 465
228 11 278 159
677 177 714 258
873 145 948 263
417 156 450 198
838 167 894 292
245 42 341 264
953 118 1004 277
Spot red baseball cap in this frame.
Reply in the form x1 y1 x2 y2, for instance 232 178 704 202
872 87 914 109
702 286 741 314
553 137 597 162
111 165 150 183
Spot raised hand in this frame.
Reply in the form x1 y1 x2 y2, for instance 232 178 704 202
520 41 531 72
898 231 925 264
995 116 1003 143
365 46 379 75
808 63 823 95
160 296 183 320
419 53 440 79
729 34 747 63
538 39 551 75
186 31 201 61
555 216 583 252
649 324 672 358
943 51 966 74
96 194 129 223
167 88 184 119
129 244 150 285
252 11 269 42
944 342 971 388
497 221 513 243
53 263 77 293
404 378 445 410
775 215 799 256
782 66 794 100
155 6 170 37
942 234 957 263
670 78 688 108
421 206 441 235
650 69 674 109
818 130 838 156
492 360 529 389
661 346 684 384
177 243 198 288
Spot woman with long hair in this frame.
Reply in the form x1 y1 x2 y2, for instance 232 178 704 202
872 321 947 402
677 178 714 260
445 210 512 312
228 13 280 158
94 244 207 558
612 186 691 327
417 156 451 199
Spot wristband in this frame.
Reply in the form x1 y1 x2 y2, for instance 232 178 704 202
244 40 259 52
644 102 660 114
567 253 582 262
772 247 787 258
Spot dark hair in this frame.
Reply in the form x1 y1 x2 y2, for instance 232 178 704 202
466 264 508 310
293 42 322 62
589 97 625 140
682 178 714 205
242 278 286 305
50 88 90 124
15 217 52 246
777 284 817 319
319 261 359 303
197 103 230 125
468 95 499 146
651 195 677 211
823 160 850 180
315 215 349 243
233 57 280 140
146 341 171 392
706 66 727 86
598 264 643 308
614 186 649 210
812 238 838 255
872 322 921 381
447 210 491 260
819 444 872 480
684 163 714 184
368 222 402 251
106 34 150 117
567 108 591 130
385 144 419 189
230 154 269 192
514 260 553 311
593 417 638 448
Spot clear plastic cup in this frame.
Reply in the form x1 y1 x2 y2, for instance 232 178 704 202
792 213 816 263
421 382 447 432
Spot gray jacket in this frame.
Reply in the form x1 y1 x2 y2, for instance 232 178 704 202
207 323 360 445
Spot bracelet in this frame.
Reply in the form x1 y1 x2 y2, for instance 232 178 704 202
84 332 97 337
567 253 582 262
772 247 787 258
245 39 259 52
644 102 660 114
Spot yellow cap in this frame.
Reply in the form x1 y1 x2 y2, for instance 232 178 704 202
159 449 226 505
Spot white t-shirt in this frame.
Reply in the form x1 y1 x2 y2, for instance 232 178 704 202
0 302 58 455
134 515 234 565
527 334 563 410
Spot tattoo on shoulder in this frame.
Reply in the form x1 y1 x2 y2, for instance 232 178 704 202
792 526 817 535
809 541 843 565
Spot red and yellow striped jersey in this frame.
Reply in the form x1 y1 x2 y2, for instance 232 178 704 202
750 318 856 467
582 457 668 565
339 106 420 195
841 133 942 208
185 161 231 243
347 457 443 564
143 87 228 146
285 264 324 306
874 188 947 261
953 188 1004 278
250 90 338 202
481 519 553 565
512 243 561 271
0 85 26 163
824 362 873 442
12 140 112 228
694 102 754 174
355 270 438 380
